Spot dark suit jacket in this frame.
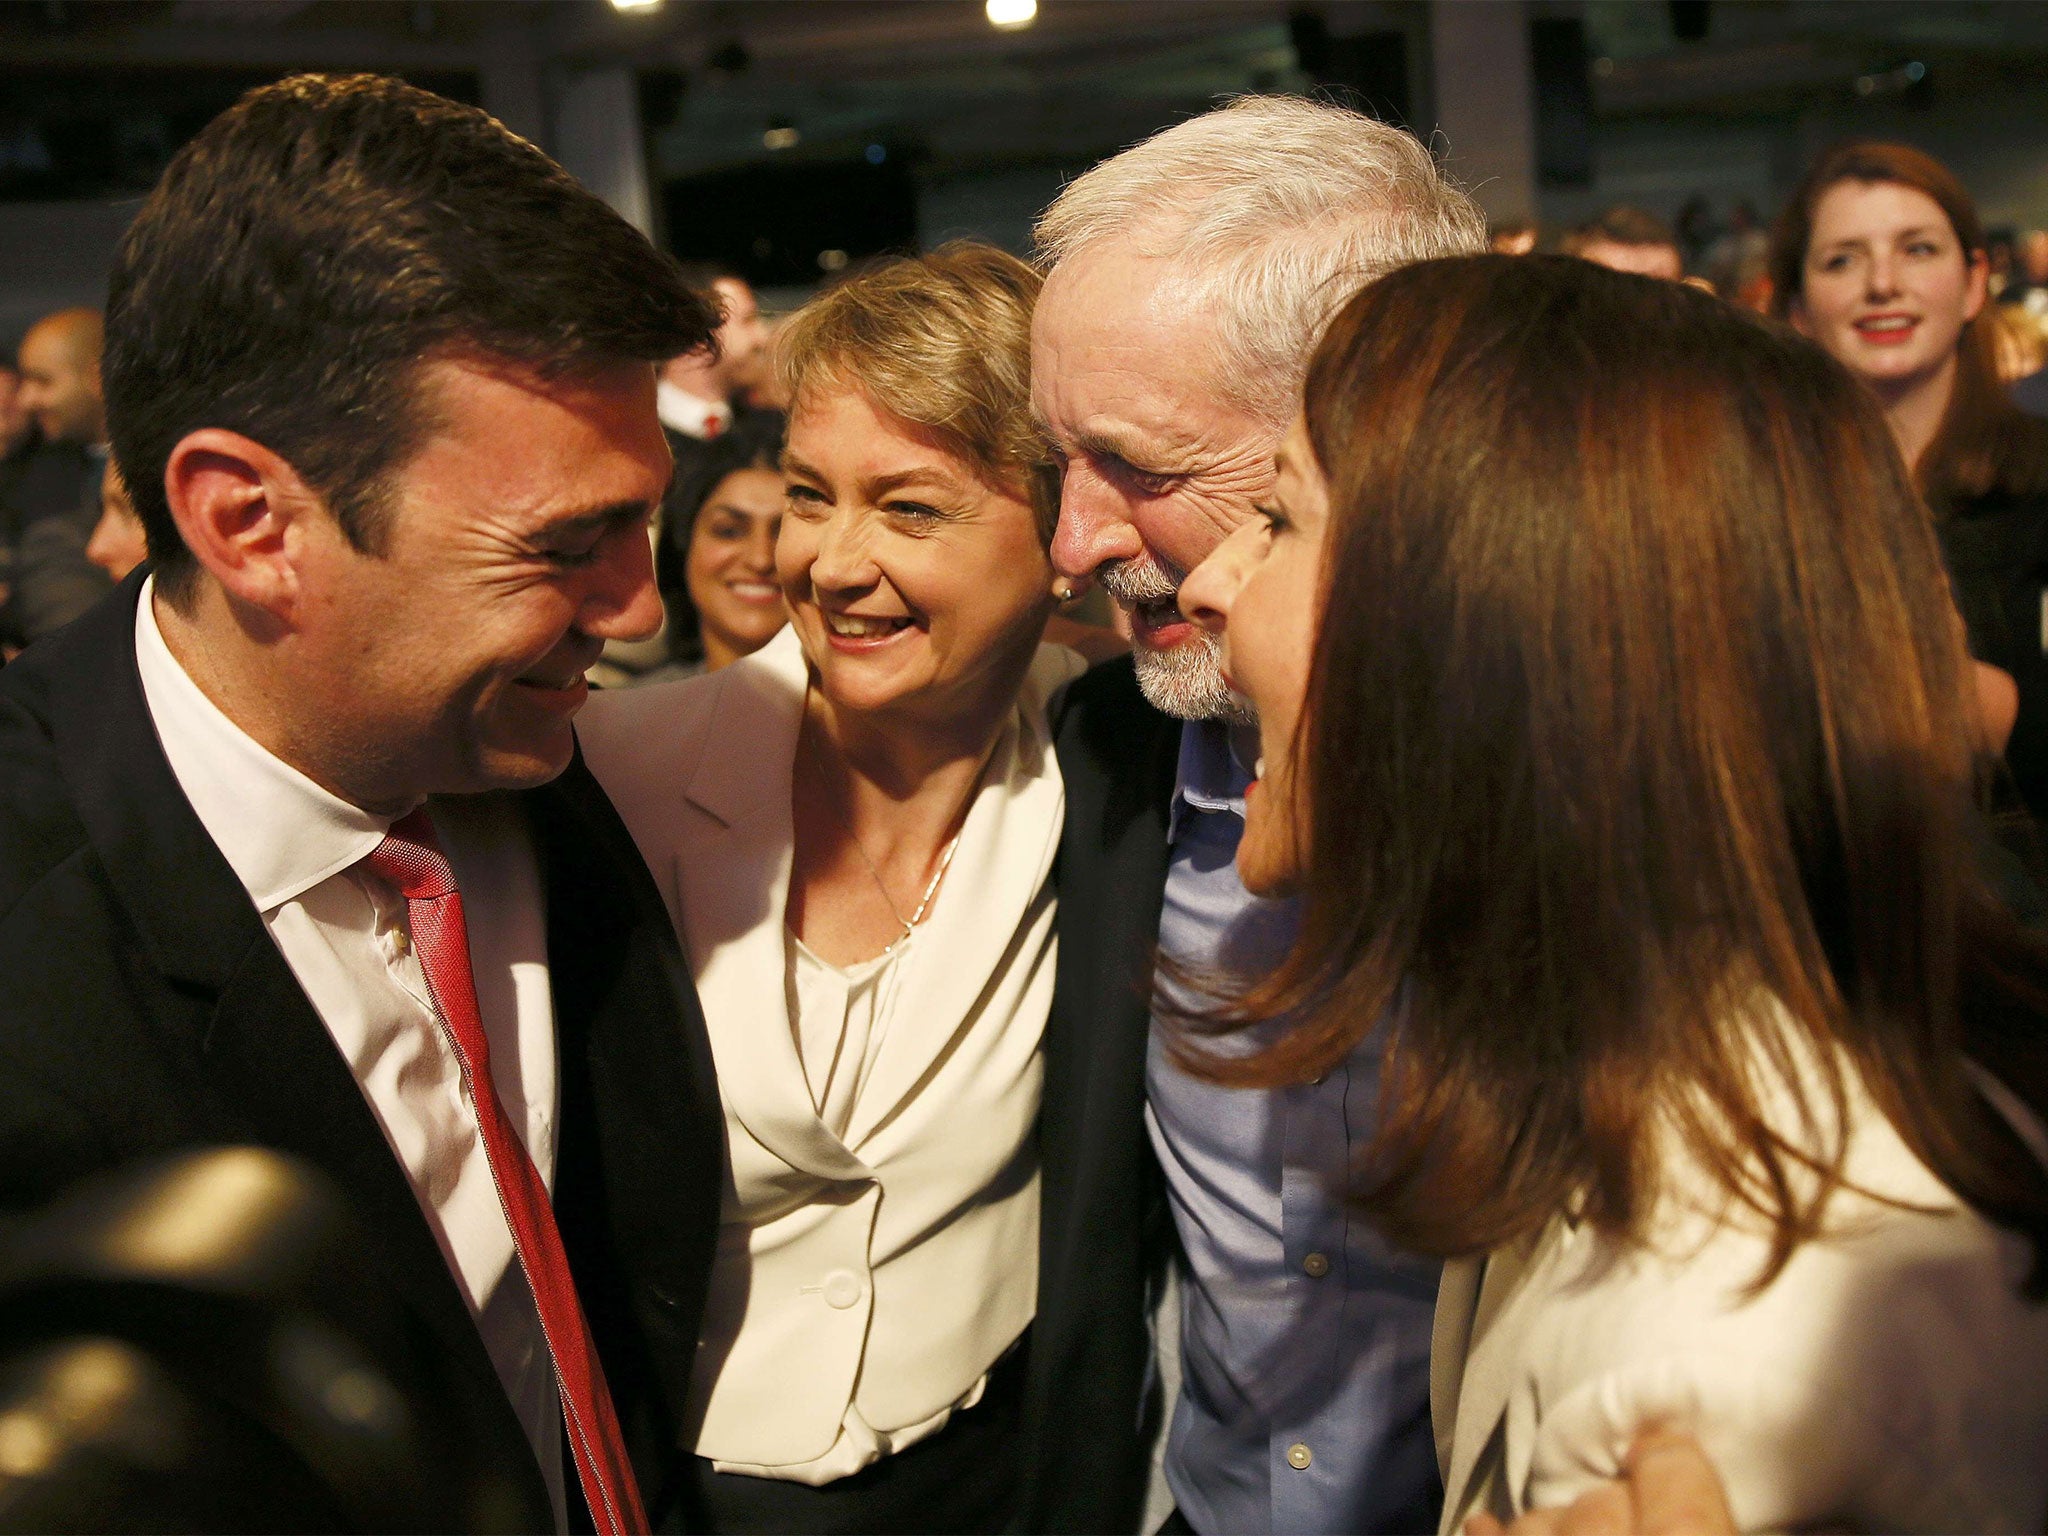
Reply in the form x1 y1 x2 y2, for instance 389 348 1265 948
1019 655 1182 1534
0 576 723 1529
1941 487 2048 819
0 439 111 648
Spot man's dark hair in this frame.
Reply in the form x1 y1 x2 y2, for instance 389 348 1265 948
1560 204 1679 256
104 73 717 600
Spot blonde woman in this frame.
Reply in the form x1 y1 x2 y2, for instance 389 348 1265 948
578 243 1102 1532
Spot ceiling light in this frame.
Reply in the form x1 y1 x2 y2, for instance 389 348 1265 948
609 0 663 11
763 125 801 150
986 0 1037 29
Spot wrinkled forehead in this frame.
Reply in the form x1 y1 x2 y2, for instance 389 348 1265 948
1033 250 1230 407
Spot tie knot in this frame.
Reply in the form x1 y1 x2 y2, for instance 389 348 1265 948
366 807 457 901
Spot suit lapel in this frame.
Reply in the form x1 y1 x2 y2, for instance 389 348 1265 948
529 753 723 1501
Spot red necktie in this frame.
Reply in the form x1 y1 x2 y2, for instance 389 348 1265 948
367 809 648 1536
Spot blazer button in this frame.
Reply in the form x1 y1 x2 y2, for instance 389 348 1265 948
822 1271 864 1310
1301 1252 1330 1279
1286 1442 1313 1471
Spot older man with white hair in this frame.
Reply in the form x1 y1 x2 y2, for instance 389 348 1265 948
1027 96 1485 1536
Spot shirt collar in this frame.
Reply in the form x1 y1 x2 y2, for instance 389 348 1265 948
656 380 733 440
1168 718 1253 841
134 576 394 912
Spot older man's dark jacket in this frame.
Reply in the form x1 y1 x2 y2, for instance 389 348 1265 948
1018 655 1182 1534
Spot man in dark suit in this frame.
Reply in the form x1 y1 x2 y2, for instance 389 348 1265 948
1023 98 1486 1536
0 74 723 1533
0 311 114 649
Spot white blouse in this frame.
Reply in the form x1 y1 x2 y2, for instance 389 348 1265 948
577 629 1087 1485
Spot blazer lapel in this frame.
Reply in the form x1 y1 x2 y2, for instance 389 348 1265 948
843 700 1062 1154
1438 1229 1547 1531
673 633 873 1184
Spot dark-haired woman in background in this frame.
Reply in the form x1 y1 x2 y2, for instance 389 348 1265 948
590 410 790 689
654 409 790 676
1771 142 2048 817
1178 254 2048 1533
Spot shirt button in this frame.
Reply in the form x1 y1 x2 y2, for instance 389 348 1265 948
822 1271 863 1310
1302 1251 1330 1278
389 926 411 956
1287 1442 1313 1470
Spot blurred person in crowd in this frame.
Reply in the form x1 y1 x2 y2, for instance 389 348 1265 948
1700 199 1770 296
1179 252 2048 1536
0 357 31 464
598 265 778 687
580 242 1087 1533
16 306 105 452
1987 226 2018 300
1999 229 2048 317
1 308 114 646
660 263 774 448
1991 303 2048 387
0 73 726 1534
2015 357 2048 420
83 459 149 582
1561 205 1684 281
0 356 33 618
652 407 788 678
1032 94 1487 1536
1490 218 1538 256
1771 142 2048 820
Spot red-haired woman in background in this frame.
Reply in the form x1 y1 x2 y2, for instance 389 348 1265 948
1771 142 2048 817
1179 254 2048 1533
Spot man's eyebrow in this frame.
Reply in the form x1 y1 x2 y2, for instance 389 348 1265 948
1069 426 1166 467
545 498 655 536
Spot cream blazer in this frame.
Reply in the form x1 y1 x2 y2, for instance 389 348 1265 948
1432 1010 2048 1534
577 628 1084 1472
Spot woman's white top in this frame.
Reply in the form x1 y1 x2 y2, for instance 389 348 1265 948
1432 1000 2048 1534
577 627 1086 1483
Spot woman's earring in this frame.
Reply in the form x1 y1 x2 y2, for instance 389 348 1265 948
1057 584 1077 603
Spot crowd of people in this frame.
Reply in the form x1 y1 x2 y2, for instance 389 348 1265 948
4 68 2048 1536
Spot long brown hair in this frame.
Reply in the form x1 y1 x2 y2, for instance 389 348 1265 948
1202 254 2048 1281
1768 141 2048 512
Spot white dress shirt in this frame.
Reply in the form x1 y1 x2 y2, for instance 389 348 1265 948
656 380 733 441
133 578 567 1531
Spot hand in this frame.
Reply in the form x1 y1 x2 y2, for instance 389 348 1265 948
1463 1426 1737 1536
1972 660 2019 757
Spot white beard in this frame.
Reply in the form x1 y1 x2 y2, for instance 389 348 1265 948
1100 553 1255 723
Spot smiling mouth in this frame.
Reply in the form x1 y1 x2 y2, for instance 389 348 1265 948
1855 315 1917 337
824 611 915 640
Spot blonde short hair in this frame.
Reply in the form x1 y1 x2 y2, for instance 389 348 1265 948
1035 95 1486 424
776 240 1055 541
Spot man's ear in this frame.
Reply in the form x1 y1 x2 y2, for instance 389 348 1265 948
162 429 324 619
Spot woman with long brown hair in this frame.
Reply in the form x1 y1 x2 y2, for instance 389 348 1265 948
1771 142 2048 816
1178 254 2048 1533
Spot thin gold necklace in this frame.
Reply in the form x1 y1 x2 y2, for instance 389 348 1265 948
848 826 961 950
830 734 1000 951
